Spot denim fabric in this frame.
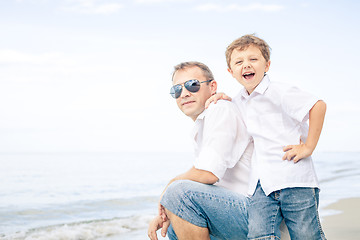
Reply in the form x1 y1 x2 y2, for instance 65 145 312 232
167 224 222 240
161 180 249 240
248 182 326 240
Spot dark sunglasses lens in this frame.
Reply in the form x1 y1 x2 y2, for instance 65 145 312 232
170 84 182 99
184 79 200 93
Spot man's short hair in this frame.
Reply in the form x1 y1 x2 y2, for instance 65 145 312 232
225 34 271 69
172 61 214 82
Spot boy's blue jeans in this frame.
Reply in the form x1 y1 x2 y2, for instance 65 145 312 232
160 180 249 240
248 181 326 240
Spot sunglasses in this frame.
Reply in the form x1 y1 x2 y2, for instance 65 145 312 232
170 79 213 99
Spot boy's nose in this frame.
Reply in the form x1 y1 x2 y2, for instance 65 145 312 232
243 61 251 69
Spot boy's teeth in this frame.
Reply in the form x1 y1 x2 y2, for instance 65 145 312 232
243 73 254 76
243 73 255 79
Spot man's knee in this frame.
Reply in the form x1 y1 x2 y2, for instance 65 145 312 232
162 180 197 203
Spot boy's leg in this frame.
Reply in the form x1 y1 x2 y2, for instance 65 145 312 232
161 180 249 240
248 181 283 240
279 187 326 240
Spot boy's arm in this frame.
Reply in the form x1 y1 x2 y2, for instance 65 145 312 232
283 100 326 163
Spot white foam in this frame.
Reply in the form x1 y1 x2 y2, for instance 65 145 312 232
2 215 154 240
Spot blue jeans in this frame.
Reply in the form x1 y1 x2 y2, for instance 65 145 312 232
248 182 326 240
160 180 249 240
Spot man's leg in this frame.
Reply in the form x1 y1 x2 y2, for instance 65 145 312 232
161 180 249 240
166 209 210 240
247 181 283 240
279 187 326 240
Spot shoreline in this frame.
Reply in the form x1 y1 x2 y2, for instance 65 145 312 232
321 197 360 239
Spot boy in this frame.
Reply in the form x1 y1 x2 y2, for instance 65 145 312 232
211 34 327 239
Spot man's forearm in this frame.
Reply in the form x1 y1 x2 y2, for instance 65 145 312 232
176 167 219 184
160 167 218 201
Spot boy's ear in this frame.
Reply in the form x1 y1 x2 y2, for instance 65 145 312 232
227 68 234 77
265 60 271 72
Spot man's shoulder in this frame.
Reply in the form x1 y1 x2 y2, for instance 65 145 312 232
207 99 238 112
205 100 240 119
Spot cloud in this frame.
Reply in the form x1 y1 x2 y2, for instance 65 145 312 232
0 49 75 65
134 0 191 4
62 0 123 14
194 3 285 12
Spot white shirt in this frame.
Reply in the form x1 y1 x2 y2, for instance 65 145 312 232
192 100 253 195
233 75 320 196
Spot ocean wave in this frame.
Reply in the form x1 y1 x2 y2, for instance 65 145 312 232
0 215 153 240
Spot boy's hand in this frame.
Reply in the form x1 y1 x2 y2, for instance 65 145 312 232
205 92 232 109
282 140 313 163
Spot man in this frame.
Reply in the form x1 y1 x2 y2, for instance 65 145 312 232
147 61 253 240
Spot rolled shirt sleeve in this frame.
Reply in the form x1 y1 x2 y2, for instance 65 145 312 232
193 101 250 180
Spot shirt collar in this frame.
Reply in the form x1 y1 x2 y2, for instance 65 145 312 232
191 108 207 140
196 108 207 121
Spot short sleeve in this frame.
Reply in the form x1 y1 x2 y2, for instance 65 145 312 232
281 86 320 122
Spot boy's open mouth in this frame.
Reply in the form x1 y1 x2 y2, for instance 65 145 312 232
243 72 255 80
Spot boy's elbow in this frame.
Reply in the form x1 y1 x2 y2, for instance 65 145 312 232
318 100 327 113
314 100 326 114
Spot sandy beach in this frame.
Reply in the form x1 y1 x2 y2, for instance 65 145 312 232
322 198 360 240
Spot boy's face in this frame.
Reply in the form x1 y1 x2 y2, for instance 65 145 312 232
228 45 271 95
172 66 216 121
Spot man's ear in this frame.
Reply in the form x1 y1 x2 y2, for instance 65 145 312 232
210 80 217 95
227 68 233 76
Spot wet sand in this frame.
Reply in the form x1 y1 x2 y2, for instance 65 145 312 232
322 198 360 240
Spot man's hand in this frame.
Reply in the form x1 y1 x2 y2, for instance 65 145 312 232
148 215 170 240
205 92 232 109
158 203 167 221
282 140 313 163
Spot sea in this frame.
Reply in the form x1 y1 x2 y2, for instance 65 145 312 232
0 151 359 240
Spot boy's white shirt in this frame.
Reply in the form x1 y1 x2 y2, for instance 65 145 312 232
192 100 253 196
233 75 320 196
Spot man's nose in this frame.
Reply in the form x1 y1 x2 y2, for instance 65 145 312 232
180 87 191 98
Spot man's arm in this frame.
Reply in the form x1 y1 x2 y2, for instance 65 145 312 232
283 100 326 162
173 166 219 184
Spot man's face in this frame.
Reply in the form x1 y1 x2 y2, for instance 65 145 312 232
172 66 216 121
228 45 271 95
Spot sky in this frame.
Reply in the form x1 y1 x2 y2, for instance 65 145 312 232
0 0 359 153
